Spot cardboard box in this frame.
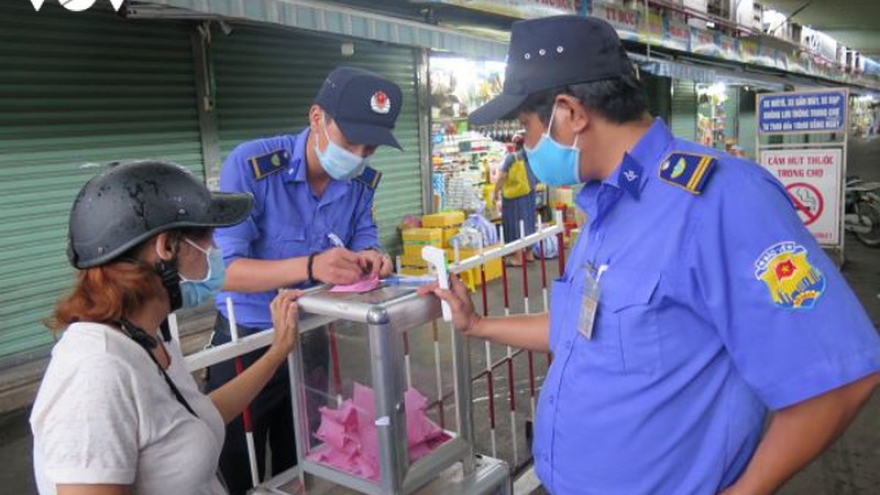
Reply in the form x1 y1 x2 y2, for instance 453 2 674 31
422 211 465 228
440 226 460 247
402 228 442 258
401 265 429 276
401 253 429 268
458 257 503 291
445 244 504 291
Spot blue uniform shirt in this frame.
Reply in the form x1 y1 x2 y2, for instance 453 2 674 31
214 128 380 330
534 119 880 494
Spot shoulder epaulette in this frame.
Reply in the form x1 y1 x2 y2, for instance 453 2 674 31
355 166 382 190
658 151 717 195
248 149 290 180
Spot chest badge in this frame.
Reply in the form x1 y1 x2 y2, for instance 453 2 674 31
754 242 825 310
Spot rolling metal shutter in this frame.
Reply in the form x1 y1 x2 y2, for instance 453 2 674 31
0 3 202 365
643 73 672 123
210 25 423 252
671 79 698 142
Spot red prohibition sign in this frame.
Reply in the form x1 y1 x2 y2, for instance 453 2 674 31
786 182 824 226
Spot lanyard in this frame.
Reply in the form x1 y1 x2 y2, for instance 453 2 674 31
116 318 199 418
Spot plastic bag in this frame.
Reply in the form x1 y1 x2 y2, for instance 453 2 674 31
449 227 483 250
462 206 498 246
531 235 559 259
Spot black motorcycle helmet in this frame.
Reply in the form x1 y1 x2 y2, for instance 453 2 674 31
67 160 253 309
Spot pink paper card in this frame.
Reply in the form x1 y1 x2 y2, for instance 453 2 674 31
330 274 380 293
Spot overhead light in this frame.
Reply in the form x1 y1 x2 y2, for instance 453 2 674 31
707 21 716 28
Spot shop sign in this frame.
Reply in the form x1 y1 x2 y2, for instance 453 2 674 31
801 26 838 64
755 45 781 69
638 11 664 46
424 0 578 19
864 58 880 76
662 17 691 51
594 1 640 41
758 90 848 134
737 39 759 64
759 148 842 245
690 26 720 57
773 49 794 71
716 33 740 62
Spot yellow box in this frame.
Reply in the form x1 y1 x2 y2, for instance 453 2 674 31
402 228 443 244
440 226 459 247
402 228 442 257
422 211 465 228
445 244 503 291
401 265 429 276
401 253 429 268
444 243 499 261
457 257 503 291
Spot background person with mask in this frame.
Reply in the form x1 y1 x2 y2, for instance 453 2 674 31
493 134 538 266
422 16 880 495
31 160 302 495
207 66 401 494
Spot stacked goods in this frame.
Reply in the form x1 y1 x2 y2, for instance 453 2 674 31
445 244 503 292
421 211 464 247
400 228 442 275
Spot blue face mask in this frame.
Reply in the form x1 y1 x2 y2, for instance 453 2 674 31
524 105 582 186
179 238 225 309
315 115 369 180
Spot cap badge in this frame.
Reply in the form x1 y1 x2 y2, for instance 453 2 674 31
371 91 391 115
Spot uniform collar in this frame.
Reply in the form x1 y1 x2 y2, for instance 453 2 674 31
287 127 354 205
576 118 673 213
285 127 310 183
602 118 673 200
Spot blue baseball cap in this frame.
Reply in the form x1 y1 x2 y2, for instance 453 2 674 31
315 66 404 150
470 16 635 126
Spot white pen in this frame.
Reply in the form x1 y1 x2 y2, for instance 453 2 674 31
327 233 344 248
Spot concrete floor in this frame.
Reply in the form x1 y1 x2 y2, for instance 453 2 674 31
2 135 879 494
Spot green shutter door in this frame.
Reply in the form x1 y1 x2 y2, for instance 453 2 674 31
0 3 201 365
643 73 672 123
671 79 698 142
211 26 423 252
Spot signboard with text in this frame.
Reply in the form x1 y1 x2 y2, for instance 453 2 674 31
423 0 577 19
757 90 848 134
760 148 843 245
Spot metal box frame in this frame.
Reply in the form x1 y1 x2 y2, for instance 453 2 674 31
284 285 479 495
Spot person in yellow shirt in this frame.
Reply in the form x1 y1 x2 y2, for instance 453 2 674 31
493 135 537 266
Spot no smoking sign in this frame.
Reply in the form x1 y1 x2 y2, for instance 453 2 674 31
786 182 824 226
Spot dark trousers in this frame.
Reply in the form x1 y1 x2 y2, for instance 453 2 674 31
205 313 329 495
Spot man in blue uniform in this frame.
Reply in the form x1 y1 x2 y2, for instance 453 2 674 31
426 16 880 495
208 66 399 494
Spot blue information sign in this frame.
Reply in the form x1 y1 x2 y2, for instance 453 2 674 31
757 90 848 134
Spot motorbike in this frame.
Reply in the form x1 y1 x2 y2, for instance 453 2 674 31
844 176 880 247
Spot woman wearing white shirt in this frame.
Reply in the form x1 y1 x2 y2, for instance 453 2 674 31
30 160 302 495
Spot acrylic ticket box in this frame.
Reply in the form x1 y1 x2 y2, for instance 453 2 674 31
255 283 510 495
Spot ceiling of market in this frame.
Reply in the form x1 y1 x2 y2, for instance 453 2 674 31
762 0 880 56
331 0 880 58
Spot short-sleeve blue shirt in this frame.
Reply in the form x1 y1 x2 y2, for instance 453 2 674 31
213 128 380 330
534 119 880 494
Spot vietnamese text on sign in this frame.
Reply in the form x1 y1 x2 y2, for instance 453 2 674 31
757 90 847 134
